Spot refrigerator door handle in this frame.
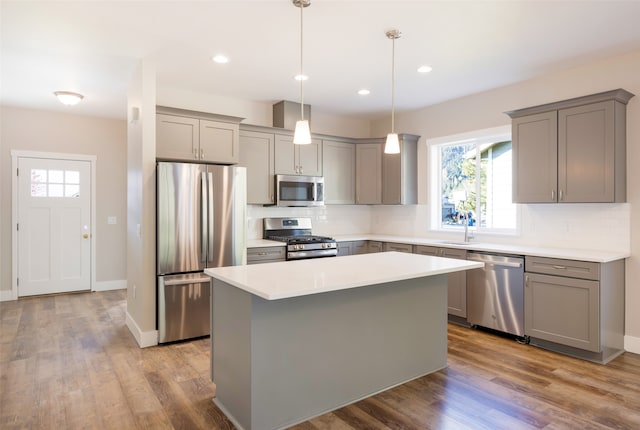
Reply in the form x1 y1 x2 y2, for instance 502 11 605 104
201 171 208 262
207 171 214 261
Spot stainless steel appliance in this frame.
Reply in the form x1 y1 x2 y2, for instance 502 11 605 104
466 252 526 338
157 162 246 343
275 174 324 207
263 217 337 260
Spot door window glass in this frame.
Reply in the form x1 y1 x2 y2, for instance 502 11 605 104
30 169 80 198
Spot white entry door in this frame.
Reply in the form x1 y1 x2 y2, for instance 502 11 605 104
17 157 92 296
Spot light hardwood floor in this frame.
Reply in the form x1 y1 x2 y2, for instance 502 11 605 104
1 289 639 429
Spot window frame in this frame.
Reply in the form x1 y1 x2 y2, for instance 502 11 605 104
427 125 519 236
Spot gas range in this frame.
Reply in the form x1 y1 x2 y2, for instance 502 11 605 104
263 217 337 261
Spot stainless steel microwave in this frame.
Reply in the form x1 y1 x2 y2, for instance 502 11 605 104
275 174 324 207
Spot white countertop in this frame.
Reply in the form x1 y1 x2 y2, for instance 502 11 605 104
205 251 483 300
247 235 628 263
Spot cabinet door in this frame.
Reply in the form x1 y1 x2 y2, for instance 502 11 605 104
274 135 297 175
383 242 413 253
414 246 467 317
512 111 558 203
368 241 383 253
199 120 239 164
355 143 382 204
336 242 352 257
525 273 599 352
239 131 275 205
558 101 615 203
298 138 323 176
274 135 322 176
156 114 200 161
323 140 355 204
351 241 368 255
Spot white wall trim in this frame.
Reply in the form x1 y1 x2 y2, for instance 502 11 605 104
0 289 17 302
125 311 158 348
94 279 127 292
624 335 640 355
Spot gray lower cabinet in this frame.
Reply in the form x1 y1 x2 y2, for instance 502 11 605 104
415 245 468 318
383 242 413 253
323 139 355 204
507 89 633 203
368 241 383 253
238 130 275 205
524 256 625 363
337 241 368 257
247 246 285 265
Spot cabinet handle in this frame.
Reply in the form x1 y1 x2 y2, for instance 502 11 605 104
194 148 198 160
559 189 564 201
300 166 303 174
552 265 567 270
525 275 529 287
551 189 555 201
200 148 204 159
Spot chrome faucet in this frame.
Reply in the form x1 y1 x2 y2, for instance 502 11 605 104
463 212 473 242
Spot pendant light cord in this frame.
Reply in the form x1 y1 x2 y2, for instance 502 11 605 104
300 3 305 121
391 35 395 133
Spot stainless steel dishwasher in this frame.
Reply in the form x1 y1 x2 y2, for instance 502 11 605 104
466 252 526 338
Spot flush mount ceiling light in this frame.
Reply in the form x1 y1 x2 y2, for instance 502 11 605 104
212 55 229 64
54 91 84 106
294 74 308 81
357 89 371 96
418 65 433 74
384 29 401 154
293 0 311 145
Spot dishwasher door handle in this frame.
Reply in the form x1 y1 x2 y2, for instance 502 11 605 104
467 255 522 268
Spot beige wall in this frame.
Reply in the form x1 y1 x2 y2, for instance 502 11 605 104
372 49 640 348
0 106 127 295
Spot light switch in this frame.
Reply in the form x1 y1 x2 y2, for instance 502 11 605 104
107 216 117 225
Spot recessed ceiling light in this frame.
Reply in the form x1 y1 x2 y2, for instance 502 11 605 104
294 74 308 81
418 65 433 73
212 55 229 64
357 89 371 95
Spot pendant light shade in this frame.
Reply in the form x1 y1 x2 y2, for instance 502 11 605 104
294 120 311 144
293 0 312 145
385 133 400 154
384 29 401 154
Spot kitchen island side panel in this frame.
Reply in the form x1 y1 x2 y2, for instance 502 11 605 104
211 280 254 430
212 275 448 430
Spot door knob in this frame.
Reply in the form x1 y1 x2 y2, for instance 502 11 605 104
83 233 89 239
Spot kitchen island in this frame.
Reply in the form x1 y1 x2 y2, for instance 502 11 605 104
205 252 482 430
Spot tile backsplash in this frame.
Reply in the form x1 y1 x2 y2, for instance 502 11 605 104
248 203 630 253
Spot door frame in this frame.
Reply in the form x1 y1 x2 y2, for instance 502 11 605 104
11 150 97 300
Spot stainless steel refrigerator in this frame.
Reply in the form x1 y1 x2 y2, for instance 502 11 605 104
156 162 246 343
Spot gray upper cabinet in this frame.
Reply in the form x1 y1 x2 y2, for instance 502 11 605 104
507 89 633 203
156 107 242 164
274 134 322 176
239 130 275 205
322 139 355 204
382 134 419 205
355 143 382 204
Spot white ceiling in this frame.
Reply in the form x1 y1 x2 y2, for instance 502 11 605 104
2 1 640 121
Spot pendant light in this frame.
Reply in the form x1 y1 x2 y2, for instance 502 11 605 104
293 0 312 145
384 29 401 154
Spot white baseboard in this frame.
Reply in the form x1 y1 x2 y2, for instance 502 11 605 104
125 311 158 348
0 289 17 302
94 279 127 292
624 334 640 355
